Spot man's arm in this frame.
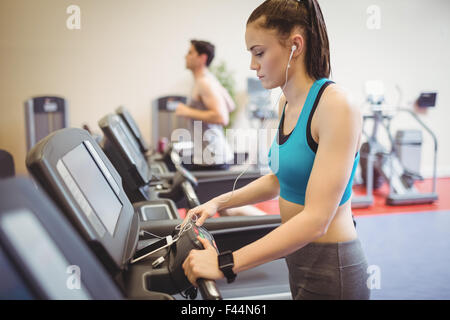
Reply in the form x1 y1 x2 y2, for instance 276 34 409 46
220 85 236 113
175 79 228 125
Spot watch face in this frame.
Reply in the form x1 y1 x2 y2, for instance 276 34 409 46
219 252 233 267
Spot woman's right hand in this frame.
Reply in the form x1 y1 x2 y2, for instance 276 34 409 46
184 199 220 227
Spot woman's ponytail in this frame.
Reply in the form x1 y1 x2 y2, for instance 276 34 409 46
303 0 331 79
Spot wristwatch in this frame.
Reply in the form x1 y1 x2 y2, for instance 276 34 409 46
218 250 236 284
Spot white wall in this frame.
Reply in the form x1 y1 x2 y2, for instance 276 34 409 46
1 0 449 177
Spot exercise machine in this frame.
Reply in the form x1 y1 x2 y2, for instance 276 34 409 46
26 128 220 299
98 113 202 206
25 96 68 151
116 105 170 174
0 149 15 179
352 83 438 207
246 77 278 131
151 95 190 152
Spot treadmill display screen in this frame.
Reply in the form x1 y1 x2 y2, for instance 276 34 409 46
0 209 91 299
114 121 149 181
122 110 141 140
62 143 122 236
119 109 149 152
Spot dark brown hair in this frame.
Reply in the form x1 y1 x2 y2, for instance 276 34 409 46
247 0 331 80
190 40 215 67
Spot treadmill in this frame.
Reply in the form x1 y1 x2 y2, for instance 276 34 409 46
26 128 223 299
26 128 290 300
98 113 208 207
115 106 268 204
0 177 123 300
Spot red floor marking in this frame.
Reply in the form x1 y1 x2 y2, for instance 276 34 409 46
352 177 450 216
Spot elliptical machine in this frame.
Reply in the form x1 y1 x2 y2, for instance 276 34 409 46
352 81 438 208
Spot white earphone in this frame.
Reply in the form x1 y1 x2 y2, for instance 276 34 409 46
288 45 297 69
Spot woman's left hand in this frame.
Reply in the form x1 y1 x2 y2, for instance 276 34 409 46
182 237 224 286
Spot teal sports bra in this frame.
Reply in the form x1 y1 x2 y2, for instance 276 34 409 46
268 78 360 206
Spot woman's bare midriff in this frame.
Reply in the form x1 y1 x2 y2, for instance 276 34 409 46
279 197 357 243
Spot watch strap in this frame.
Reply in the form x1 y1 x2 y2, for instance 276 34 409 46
218 250 236 284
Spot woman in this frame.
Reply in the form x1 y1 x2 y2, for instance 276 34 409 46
182 0 370 300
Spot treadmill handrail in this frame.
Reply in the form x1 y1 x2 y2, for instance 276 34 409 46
139 215 282 235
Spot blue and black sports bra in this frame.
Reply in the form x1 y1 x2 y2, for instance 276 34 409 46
268 78 360 206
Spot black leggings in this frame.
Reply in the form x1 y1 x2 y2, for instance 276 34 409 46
285 238 370 300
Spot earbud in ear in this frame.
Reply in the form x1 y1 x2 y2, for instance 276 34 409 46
288 45 297 69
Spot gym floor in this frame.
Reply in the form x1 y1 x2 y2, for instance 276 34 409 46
181 177 450 299
352 178 450 299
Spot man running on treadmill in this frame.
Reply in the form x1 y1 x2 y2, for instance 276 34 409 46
175 40 235 170
175 40 265 217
